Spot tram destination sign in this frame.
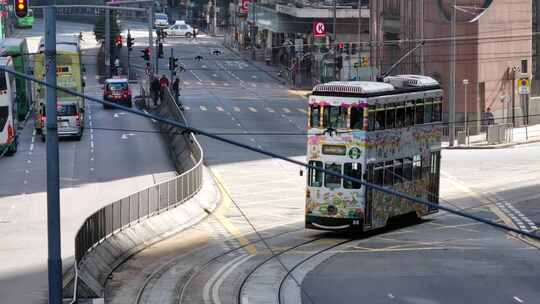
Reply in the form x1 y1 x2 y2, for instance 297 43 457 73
322 145 347 156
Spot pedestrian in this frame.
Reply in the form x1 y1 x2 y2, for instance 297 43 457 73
192 27 197 41
79 31 84 41
484 107 495 126
172 78 183 110
159 74 170 101
114 57 120 76
150 76 160 106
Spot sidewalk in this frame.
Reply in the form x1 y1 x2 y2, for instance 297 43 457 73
443 124 540 149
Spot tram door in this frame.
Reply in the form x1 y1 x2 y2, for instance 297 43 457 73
364 164 374 229
427 151 441 211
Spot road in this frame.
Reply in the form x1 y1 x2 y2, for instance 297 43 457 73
0 19 175 304
107 24 540 304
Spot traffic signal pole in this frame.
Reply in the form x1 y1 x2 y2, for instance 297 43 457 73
170 48 174 82
44 6 62 304
105 6 111 78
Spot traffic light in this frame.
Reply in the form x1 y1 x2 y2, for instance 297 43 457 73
361 56 369 67
337 42 344 50
127 32 134 51
335 56 343 70
169 56 179 71
141 47 150 61
115 35 123 49
158 42 164 58
344 43 350 55
15 0 28 18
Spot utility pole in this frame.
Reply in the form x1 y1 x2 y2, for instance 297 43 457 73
357 0 361 74
45 5 62 304
105 7 111 78
148 6 155 74
333 0 337 80
448 0 456 147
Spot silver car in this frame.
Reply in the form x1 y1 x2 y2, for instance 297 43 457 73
40 102 84 141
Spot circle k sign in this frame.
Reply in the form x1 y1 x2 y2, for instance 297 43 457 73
313 21 326 38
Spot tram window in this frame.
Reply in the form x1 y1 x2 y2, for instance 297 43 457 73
403 158 413 181
350 107 364 129
433 101 442 122
0 106 8 132
424 100 433 123
415 100 424 124
385 104 395 129
431 152 440 174
324 163 342 188
393 159 403 183
344 163 362 189
384 161 394 186
368 107 376 131
422 154 431 178
323 106 348 129
374 164 383 185
375 108 385 130
310 106 321 128
395 104 405 128
413 154 422 180
308 161 323 187
405 103 415 126
0 73 6 91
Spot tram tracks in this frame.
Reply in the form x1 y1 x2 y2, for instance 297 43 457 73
237 235 357 304
133 226 303 304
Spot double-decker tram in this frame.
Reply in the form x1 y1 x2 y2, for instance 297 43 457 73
305 75 443 231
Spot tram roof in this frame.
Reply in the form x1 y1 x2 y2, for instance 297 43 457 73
312 75 441 98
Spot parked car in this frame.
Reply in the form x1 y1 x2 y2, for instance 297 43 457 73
154 13 169 29
164 21 194 38
103 78 132 109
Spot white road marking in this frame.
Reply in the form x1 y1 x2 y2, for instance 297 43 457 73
211 254 252 304
90 141 94 149
265 107 275 113
203 254 247 304
282 108 291 113
250 138 256 142
233 107 241 112
224 83 229 86
251 83 257 87
251 75 257 79
248 107 257 113
90 157 94 161
513 296 524 303
297 108 307 113
184 106 190 110
90 168 94 172
184 81 191 85
212 74 218 77
200 106 208 111
388 294 395 299
29 144 34 151
216 106 224 112
24 180 28 184
236 123 241 127
27 160 31 164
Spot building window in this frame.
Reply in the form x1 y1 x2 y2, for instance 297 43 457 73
424 98 433 123
324 163 342 188
308 161 323 187
350 107 364 129
403 157 413 181
375 106 385 130
344 163 362 189
310 105 321 128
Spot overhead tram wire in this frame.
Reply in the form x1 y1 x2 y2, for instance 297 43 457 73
2 65 540 244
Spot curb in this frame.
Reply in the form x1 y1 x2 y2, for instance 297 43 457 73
443 138 540 150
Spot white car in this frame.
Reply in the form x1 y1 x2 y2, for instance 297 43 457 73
154 13 169 28
164 21 195 38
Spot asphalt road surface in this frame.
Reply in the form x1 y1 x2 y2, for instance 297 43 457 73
105 24 540 304
0 19 175 304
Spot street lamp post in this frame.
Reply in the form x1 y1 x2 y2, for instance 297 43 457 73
463 79 469 146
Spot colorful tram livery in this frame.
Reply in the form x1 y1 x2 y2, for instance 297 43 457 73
305 75 443 231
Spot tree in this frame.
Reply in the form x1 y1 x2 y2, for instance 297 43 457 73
93 12 122 44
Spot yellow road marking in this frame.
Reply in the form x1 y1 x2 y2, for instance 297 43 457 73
211 170 257 255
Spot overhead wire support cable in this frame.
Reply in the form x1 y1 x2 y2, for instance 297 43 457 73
1 66 539 243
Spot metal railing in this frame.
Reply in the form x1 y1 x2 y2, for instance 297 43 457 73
74 88 203 263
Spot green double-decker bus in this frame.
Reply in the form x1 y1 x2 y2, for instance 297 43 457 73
0 38 32 121
15 9 34 28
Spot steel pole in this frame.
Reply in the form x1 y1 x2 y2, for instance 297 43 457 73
170 48 174 82
464 82 468 146
45 6 62 304
448 0 456 146
105 7 111 78
148 7 154 75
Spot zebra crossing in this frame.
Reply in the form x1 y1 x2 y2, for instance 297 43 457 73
182 105 307 115
182 80 283 89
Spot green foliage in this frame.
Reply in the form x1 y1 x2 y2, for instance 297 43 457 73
93 13 122 43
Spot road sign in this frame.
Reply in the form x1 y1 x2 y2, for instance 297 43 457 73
518 78 530 95
241 0 250 14
313 21 326 38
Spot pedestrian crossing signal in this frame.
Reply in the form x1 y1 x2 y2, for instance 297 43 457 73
141 48 150 61
15 0 28 18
